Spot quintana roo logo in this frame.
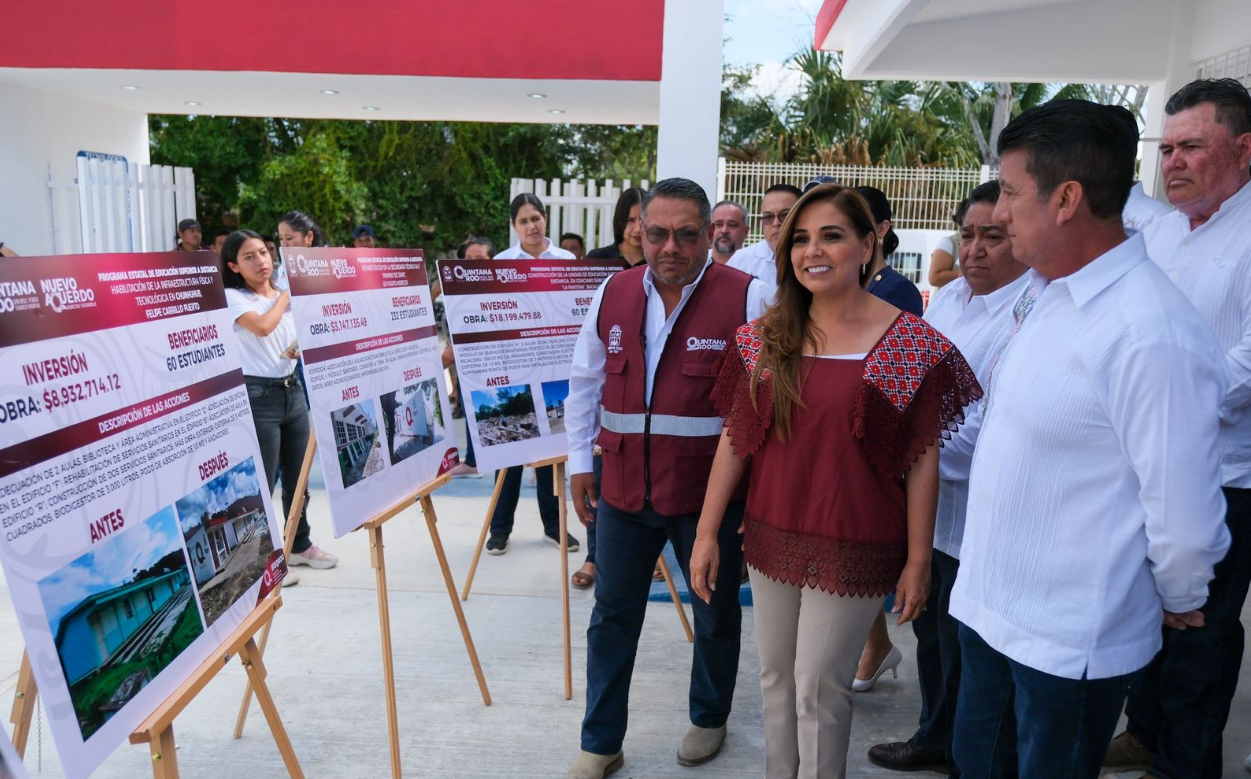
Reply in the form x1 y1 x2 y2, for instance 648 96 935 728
607 324 623 354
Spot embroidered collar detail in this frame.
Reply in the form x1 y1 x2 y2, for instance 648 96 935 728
734 322 768 379
863 313 953 412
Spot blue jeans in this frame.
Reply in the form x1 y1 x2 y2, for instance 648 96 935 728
1126 486 1251 779
953 624 1131 779
246 375 313 554
583 455 602 564
580 499 745 755
912 551 962 772
489 465 561 537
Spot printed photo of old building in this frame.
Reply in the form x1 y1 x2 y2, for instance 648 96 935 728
331 399 384 487
37 506 204 741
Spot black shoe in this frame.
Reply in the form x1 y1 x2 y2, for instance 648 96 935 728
867 739 947 772
545 530 580 553
486 533 510 555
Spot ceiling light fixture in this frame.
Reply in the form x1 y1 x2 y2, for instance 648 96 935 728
549 109 565 115
528 93 547 99
185 101 201 107
363 105 381 111
121 85 140 90
320 89 339 95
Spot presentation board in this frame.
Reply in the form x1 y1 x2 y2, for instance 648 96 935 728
438 258 624 471
283 248 455 536
0 729 30 779
0 252 287 779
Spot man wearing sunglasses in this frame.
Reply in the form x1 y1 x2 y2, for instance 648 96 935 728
564 178 771 779
727 183 802 289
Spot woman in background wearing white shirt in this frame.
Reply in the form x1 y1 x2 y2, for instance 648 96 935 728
495 193 578 261
221 230 339 573
482 194 580 556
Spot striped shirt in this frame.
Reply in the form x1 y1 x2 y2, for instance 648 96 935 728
951 233 1230 680
1143 179 1251 487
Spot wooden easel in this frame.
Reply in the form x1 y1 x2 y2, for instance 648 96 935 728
7 653 35 758
457 456 694 701
460 456 576 700
233 438 491 779
8 598 302 779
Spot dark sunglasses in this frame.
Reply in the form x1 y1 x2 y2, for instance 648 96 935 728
642 222 708 247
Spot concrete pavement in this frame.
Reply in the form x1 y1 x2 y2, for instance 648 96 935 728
2 464 1249 777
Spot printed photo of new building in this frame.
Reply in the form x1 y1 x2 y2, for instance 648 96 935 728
470 384 540 446
540 379 570 436
380 378 446 466
37 506 204 741
331 399 384 488
175 457 274 627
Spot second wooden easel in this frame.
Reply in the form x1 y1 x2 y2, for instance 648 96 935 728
457 456 695 700
233 438 491 779
9 597 302 779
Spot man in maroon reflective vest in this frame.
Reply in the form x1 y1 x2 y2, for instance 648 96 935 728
564 178 771 779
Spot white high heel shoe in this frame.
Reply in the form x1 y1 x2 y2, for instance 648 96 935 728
852 645 902 692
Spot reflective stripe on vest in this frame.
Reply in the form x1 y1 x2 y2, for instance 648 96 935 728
600 407 724 437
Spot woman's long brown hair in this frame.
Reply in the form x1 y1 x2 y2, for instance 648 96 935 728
751 184 879 439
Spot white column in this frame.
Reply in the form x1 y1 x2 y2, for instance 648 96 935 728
656 0 725 204
1138 0 1196 199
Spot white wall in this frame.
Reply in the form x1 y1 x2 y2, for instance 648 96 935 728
656 0 724 205
0 82 149 256
1191 0 1251 63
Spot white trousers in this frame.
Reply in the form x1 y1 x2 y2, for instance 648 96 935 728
749 566 885 779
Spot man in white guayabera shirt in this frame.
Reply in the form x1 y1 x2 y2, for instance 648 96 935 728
948 100 1230 779
1104 78 1251 779
726 183 801 289
867 179 1030 775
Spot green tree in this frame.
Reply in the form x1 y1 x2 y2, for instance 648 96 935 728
149 116 651 256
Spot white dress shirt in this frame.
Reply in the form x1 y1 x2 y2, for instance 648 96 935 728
922 273 1031 559
950 233 1230 680
565 259 771 475
727 239 778 289
1144 179 1251 487
1122 181 1172 232
494 238 576 260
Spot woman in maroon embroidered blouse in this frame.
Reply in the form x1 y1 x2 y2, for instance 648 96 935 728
689 184 980 779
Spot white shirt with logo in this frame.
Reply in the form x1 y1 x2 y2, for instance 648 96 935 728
565 259 771 475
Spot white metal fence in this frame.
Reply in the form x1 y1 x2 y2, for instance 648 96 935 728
1196 44 1251 87
47 158 196 255
717 159 992 241
508 177 650 251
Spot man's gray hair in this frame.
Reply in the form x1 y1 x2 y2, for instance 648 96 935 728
642 178 712 224
713 200 748 222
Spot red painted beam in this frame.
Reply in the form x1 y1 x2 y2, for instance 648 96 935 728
814 0 850 50
0 0 664 81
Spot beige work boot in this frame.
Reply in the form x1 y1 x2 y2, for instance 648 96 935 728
677 724 727 766
565 750 623 779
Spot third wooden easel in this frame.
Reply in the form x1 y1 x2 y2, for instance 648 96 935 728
233 438 491 779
